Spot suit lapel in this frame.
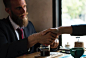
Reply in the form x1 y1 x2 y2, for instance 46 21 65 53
6 16 18 40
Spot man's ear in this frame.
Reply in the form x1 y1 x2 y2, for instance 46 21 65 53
5 8 11 14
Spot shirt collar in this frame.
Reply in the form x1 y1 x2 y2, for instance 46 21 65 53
9 16 24 30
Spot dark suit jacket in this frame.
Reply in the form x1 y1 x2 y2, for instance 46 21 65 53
71 24 86 36
0 16 40 58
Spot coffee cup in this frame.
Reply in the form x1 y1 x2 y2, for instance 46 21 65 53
40 48 50 56
36 45 50 56
70 47 84 58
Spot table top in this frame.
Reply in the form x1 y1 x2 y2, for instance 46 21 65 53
16 51 68 58
16 50 86 58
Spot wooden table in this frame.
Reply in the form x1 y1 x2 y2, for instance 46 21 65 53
16 52 40 58
16 51 68 58
16 50 86 58
16 48 86 58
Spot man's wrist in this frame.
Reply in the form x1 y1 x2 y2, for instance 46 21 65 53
55 27 62 35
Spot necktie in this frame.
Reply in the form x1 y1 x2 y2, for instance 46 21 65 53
16 28 24 39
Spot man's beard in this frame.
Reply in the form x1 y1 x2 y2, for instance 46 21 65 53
11 11 29 27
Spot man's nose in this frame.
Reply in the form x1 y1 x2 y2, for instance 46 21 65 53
21 8 26 13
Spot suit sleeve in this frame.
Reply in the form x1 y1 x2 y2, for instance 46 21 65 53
27 21 41 53
71 24 86 36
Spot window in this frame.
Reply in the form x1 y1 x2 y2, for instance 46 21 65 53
55 0 86 49
61 0 86 48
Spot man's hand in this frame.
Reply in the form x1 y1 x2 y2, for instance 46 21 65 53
42 28 61 36
37 31 57 45
50 39 59 48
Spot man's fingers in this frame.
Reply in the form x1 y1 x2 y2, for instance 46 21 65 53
50 43 58 48
42 29 51 35
50 39 59 48
47 32 57 38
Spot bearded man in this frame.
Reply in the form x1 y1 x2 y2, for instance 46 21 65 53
0 0 59 58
